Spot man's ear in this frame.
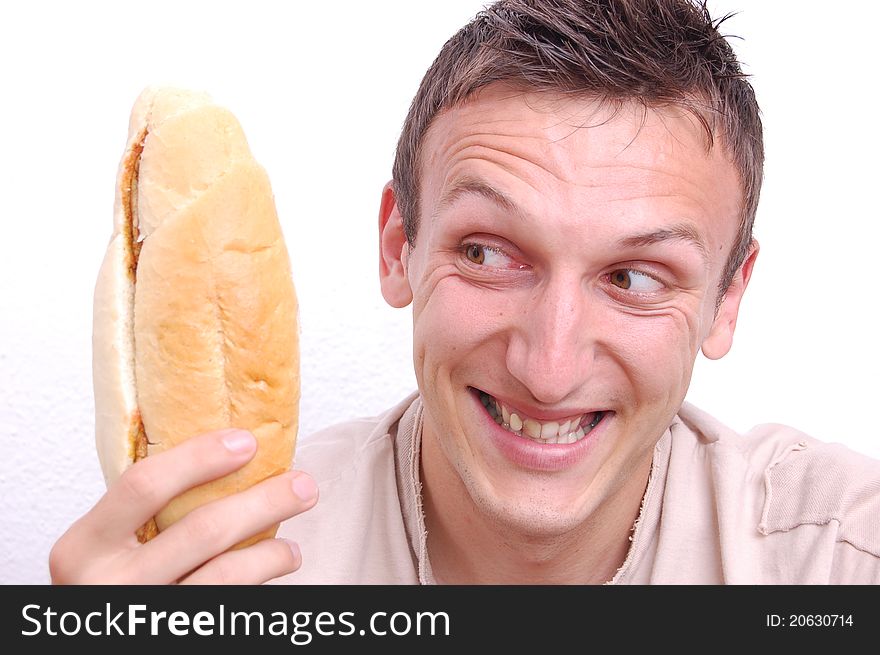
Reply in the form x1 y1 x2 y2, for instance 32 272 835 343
378 181 414 308
701 241 759 360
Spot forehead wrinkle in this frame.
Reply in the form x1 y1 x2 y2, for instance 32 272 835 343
433 126 579 184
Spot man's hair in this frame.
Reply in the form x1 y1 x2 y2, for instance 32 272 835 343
392 0 763 296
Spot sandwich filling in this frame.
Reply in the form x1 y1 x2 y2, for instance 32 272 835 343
123 130 146 284
122 128 158 542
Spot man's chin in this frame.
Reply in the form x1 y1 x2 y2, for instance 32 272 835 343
462 477 600 539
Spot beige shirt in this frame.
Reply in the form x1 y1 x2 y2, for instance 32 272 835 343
274 393 880 584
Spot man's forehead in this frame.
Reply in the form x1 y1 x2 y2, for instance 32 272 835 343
419 85 733 186
416 84 743 259
421 88 732 187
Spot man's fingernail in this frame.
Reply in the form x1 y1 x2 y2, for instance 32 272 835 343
283 539 301 563
221 430 256 453
291 473 318 502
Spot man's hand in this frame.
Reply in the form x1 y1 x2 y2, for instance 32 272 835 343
49 429 318 584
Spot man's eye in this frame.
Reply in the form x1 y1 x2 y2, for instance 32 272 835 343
609 269 663 292
462 243 519 268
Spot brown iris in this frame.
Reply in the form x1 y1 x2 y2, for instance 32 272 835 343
465 244 485 265
611 270 631 289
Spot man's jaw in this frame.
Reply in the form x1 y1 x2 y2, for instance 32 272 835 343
472 388 609 446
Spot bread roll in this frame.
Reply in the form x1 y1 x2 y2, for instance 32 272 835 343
92 87 300 545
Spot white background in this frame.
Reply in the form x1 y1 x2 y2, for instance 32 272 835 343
1 0 877 584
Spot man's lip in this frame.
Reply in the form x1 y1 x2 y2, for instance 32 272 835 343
469 386 608 422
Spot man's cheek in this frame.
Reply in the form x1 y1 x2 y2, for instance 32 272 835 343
609 314 695 396
430 285 509 339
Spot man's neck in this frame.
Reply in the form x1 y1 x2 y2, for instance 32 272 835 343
420 431 652 585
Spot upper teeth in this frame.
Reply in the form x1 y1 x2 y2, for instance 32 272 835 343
479 392 603 445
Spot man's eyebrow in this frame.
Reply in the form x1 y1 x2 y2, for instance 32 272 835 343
434 177 710 266
617 223 710 267
434 176 521 218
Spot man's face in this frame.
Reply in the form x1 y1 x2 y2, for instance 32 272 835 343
380 85 755 536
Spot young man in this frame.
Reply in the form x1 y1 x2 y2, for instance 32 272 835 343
51 0 880 584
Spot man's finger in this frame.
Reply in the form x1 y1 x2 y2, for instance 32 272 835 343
83 429 258 542
128 471 318 583
179 538 302 585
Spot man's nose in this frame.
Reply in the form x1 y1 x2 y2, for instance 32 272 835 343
505 275 595 406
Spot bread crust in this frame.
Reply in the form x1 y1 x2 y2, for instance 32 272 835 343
93 88 299 545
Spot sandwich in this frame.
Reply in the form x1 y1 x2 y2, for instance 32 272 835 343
92 87 300 545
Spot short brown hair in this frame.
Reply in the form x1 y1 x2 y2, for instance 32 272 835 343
392 0 763 295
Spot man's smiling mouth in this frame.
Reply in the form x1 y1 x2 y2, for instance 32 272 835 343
475 389 607 445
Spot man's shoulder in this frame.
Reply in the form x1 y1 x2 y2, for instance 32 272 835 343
676 401 823 469
746 427 880 556
294 392 419 480
676 402 880 571
677 401 880 480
